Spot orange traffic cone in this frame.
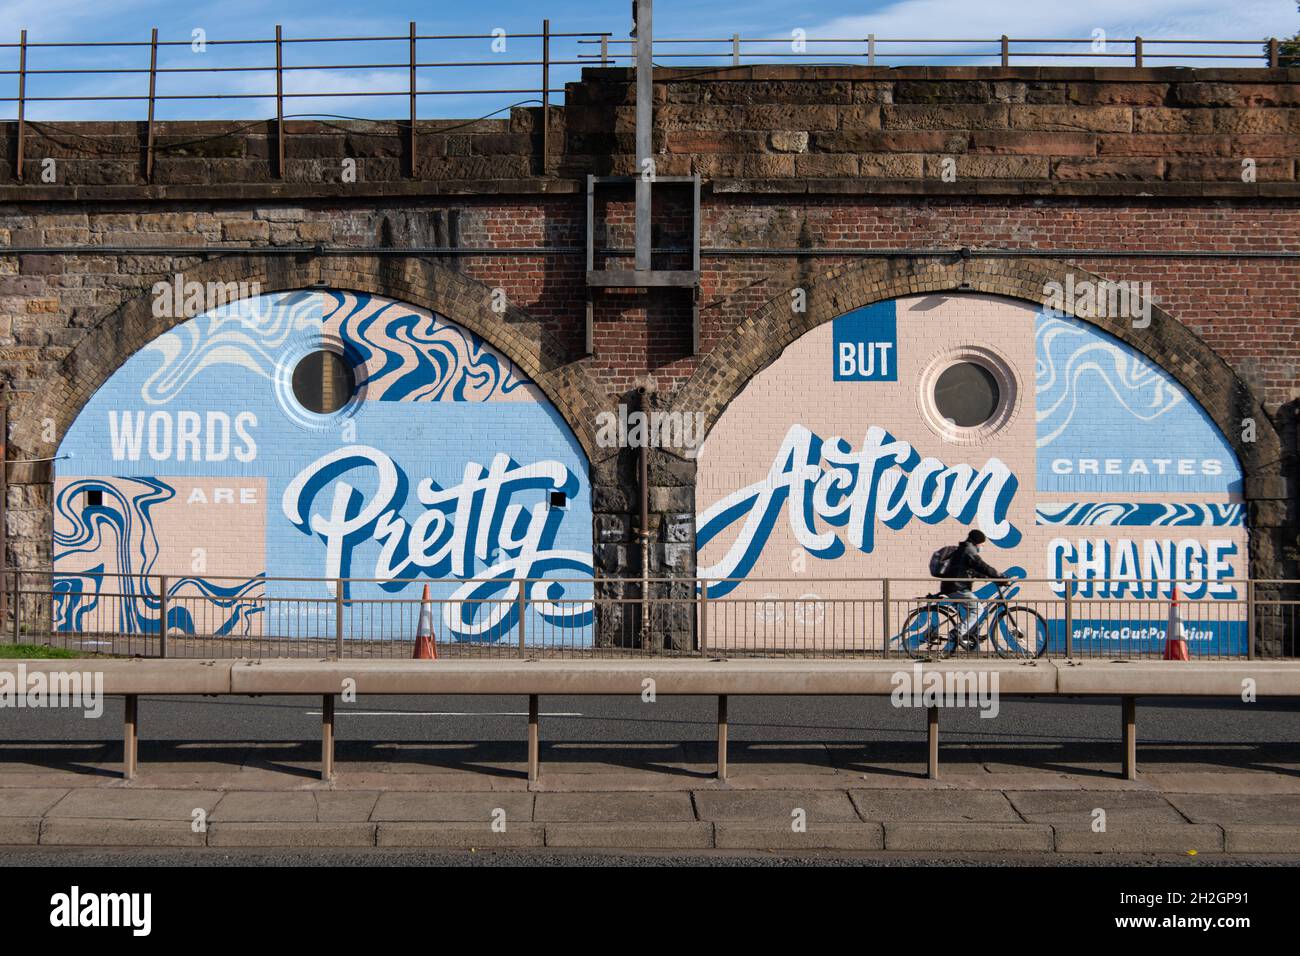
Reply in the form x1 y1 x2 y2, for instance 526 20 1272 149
1163 587 1191 661
413 584 438 660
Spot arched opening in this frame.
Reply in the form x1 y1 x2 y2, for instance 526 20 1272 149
51 289 594 648
694 292 1252 656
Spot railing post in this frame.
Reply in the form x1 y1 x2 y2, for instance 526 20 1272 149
927 706 940 779
1246 578 1255 660
11 570 19 643
1121 696 1137 779
145 27 159 181
158 574 169 658
334 581 344 659
320 694 335 780
16 30 27 181
881 578 891 658
732 33 740 66
1000 35 1009 67
716 695 728 780
275 24 285 179
408 21 418 178
123 694 138 780
541 19 550 174
1268 38 1279 68
600 35 609 65
867 33 875 66
1134 36 1143 68
699 578 708 654
1064 584 1073 658
517 583 527 657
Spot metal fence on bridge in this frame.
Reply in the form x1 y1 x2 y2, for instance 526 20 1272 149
7 570 1298 662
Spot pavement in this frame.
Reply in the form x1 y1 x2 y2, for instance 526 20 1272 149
4 736 1300 856
4 694 1300 857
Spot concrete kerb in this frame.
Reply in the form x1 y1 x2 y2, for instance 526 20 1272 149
4 658 1299 787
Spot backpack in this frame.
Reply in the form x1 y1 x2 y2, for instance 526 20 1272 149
929 545 958 578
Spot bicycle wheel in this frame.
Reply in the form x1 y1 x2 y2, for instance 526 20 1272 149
990 605 1049 659
896 604 960 658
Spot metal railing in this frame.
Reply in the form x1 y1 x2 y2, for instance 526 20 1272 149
1 22 613 178
580 34 1292 68
8 570 1298 662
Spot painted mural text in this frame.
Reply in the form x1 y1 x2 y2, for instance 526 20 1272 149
282 445 585 596
697 424 1020 595
1048 537 1238 598
108 411 257 463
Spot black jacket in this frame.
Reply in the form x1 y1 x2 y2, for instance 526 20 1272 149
939 540 1003 595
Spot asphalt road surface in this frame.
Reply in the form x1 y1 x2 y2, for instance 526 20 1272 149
4 693 1299 749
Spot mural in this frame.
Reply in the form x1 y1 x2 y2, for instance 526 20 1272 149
54 290 594 645
695 293 1248 654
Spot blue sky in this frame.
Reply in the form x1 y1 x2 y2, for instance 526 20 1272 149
2 0 1296 120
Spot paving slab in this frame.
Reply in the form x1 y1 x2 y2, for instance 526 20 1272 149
40 819 206 847
315 791 381 822
0 818 40 845
1166 793 1300 826
848 790 1020 822
0 788 69 818
1223 826 1300 854
544 822 714 849
886 822 1054 852
1006 790 1185 825
714 823 884 850
208 823 376 847
45 788 222 820
684 742 837 774
376 822 545 848
533 791 695 823
1052 824 1224 854
210 790 318 822
692 789 861 823
370 791 534 822
1140 772 1300 794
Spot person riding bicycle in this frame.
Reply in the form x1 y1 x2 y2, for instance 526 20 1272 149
937 530 1006 649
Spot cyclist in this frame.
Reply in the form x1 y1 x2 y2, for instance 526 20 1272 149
937 529 1006 650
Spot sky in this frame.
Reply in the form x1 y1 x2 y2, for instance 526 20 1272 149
1 0 1297 120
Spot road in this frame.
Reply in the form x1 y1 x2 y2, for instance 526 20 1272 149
4 693 1299 749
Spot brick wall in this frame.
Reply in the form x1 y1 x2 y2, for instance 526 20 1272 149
0 65 1295 635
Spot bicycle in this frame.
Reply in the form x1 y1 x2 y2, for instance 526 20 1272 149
893 582 1048 659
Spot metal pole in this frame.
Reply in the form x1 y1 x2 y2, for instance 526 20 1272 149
1134 36 1143 68
600 35 609 65
527 694 540 785
1268 38 1279 68
1246 578 1255 660
717 695 728 780
699 578 708 654
321 694 335 780
334 581 344 659
1064 585 1073 658
541 19 551 174
731 33 740 66
1000 35 1009 67
927 705 939 779
146 28 158 181
158 574 169 658
633 0 653 273
517 584 527 657
408 21 418 178
867 34 875 66
1121 696 1137 779
16 30 27 180
275 25 285 179
123 694 138 780
881 578 890 658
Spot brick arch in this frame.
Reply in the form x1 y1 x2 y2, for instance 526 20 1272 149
10 253 603 464
676 254 1287 580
